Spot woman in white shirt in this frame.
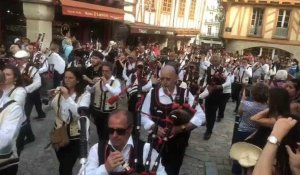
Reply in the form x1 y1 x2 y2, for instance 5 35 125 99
3 65 27 155
51 67 90 175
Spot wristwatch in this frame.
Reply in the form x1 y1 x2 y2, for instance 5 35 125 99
267 135 280 146
181 124 187 132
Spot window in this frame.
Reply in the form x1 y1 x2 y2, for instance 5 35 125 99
189 0 196 19
178 0 186 17
277 9 290 28
274 9 291 38
249 8 264 36
208 26 212 35
145 0 155 11
162 0 172 13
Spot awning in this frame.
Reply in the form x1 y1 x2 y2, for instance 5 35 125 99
60 0 124 21
129 23 199 37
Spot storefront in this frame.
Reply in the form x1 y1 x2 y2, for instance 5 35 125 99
55 0 125 47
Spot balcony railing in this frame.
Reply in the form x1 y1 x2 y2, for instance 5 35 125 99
273 27 289 38
248 25 262 36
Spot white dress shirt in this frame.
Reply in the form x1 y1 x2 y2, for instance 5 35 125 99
0 94 24 151
234 65 252 84
20 63 42 93
90 76 121 96
4 86 27 108
126 73 152 93
47 52 66 74
58 91 91 123
122 62 135 82
86 136 167 175
141 87 206 130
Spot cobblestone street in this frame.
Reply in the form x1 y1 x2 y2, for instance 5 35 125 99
18 98 235 175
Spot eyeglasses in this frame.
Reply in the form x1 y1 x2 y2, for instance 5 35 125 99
108 127 129 135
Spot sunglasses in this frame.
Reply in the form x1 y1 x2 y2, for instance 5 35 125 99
108 127 129 135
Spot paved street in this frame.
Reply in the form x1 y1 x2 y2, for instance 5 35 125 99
18 97 235 175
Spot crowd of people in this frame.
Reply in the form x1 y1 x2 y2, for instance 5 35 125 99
0 31 300 175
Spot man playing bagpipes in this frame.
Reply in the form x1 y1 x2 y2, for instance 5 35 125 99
200 54 231 140
86 109 167 175
141 64 205 175
89 62 121 141
126 60 152 134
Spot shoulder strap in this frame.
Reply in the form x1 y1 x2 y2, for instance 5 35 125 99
8 87 18 97
98 141 106 166
0 100 16 113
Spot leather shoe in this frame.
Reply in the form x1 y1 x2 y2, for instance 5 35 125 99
203 132 212 140
34 115 46 120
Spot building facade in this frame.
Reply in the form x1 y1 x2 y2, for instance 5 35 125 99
199 0 223 47
124 0 204 47
221 0 300 59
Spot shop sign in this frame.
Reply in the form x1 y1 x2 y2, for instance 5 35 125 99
62 6 123 21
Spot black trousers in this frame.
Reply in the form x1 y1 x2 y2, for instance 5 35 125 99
217 93 231 119
55 139 80 175
205 92 223 133
161 134 189 175
234 84 243 111
91 109 109 141
25 89 45 118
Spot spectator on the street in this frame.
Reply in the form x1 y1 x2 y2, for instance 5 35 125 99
85 109 167 174
253 117 300 175
231 82 269 175
288 59 299 78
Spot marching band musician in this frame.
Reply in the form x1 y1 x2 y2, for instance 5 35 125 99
233 57 252 113
67 49 86 73
181 62 200 95
3 65 27 155
47 42 66 88
86 109 167 175
126 60 152 132
83 50 104 86
0 71 25 175
89 62 121 141
201 54 231 140
14 50 43 147
141 64 205 175
50 67 90 175
122 53 136 83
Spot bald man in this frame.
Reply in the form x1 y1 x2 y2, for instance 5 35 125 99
141 64 205 175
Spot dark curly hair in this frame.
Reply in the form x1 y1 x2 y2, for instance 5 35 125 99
4 65 23 87
63 67 86 97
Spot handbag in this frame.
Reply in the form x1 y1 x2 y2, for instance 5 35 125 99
50 93 70 150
